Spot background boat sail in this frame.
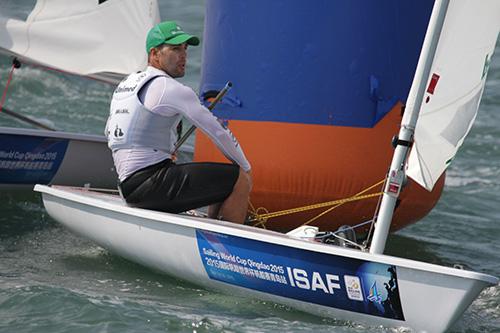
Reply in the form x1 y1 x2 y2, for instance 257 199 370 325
0 0 159 189
34 1 500 332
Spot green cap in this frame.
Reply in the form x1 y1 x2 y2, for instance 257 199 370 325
146 21 200 53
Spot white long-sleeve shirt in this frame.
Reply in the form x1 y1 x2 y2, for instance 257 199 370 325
111 66 250 181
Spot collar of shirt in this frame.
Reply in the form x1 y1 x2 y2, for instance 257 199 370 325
146 65 172 79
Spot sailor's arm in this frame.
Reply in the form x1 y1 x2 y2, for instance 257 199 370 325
172 86 251 171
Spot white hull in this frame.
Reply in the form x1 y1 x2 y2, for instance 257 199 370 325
35 185 498 333
0 127 116 190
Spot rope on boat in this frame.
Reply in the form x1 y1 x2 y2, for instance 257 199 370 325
0 59 20 113
0 58 57 131
314 219 375 250
247 179 385 229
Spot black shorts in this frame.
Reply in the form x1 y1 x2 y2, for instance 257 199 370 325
118 159 239 213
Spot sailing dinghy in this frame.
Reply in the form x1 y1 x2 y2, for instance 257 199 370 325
34 184 498 332
0 126 116 190
0 0 160 189
35 0 499 331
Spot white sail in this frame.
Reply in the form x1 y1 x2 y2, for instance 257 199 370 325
406 0 500 191
0 0 160 82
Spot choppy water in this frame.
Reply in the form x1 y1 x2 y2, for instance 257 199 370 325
1 1 499 332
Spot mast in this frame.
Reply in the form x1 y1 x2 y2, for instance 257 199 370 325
369 0 450 254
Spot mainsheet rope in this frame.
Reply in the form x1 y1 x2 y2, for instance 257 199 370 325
82 180 385 232
247 179 385 229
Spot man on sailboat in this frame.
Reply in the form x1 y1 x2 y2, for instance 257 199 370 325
105 21 252 224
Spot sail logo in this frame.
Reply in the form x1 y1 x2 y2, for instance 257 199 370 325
344 275 364 301
367 281 382 303
426 73 440 94
425 73 440 104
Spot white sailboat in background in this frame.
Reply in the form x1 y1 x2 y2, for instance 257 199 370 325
34 0 500 332
0 0 160 189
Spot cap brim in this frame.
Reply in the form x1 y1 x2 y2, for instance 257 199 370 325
165 34 200 46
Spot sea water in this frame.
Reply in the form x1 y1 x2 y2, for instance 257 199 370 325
0 1 499 332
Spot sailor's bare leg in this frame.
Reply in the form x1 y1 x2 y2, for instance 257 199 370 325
208 203 222 219
218 168 252 224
